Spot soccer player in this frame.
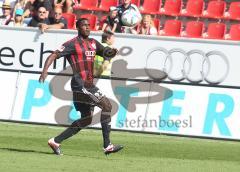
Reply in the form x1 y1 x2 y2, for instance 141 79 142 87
39 18 123 155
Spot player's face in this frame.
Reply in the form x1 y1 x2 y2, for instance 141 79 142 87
78 20 90 37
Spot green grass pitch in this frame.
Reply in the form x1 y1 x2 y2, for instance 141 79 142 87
0 122 240 172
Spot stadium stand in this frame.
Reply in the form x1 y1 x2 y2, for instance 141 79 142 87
225 24 240 40
3 0 235 41
140 0 162 15
62 13 76 29
181 21 205 38
180 0 204 18
73 0 99 11
153 18 161 32
202 0 226 19
203 22 226 39
97 0 119 12
159 19 182 37
224 2 240 21
160 0 182 17
131 0 141 7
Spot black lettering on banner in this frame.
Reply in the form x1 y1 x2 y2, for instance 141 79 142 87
19 49 34 68
39 43 53 68
0 47 14 66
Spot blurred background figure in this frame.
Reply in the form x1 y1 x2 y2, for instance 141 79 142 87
101 6 121 33
28 6 49 27
0 0 4 16
32 0 53 18
117 0 142 33
94 31 116 77
8 8 27 26
54 0 73 13
131 14 157 35
12 0 28 19
0 1 12 25
38 6 67 32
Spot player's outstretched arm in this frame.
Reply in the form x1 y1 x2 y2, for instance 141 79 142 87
103 47 118 60
39 52 58 83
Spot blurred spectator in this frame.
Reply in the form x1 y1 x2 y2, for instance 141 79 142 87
28 6 50 27
117 0 141 33
94 31 116 77
38 6 67 32
33 0 53 18
131 15 157 35
0 0 4 16
101 6 121 33
0 1 12 25
8 8 27 26
54 0 73 13
13 0 28 18
23 0 35 19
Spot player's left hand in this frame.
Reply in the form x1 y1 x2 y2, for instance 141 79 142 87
103 47 118 59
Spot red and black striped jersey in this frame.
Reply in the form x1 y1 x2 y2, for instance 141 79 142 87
57 36 107 86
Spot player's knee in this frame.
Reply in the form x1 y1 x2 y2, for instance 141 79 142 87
72 116 92 128
102 102 112 112
101 114 111 124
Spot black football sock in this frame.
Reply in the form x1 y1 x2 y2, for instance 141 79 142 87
54 120 83 143
101 111 111 148
101 123 111 148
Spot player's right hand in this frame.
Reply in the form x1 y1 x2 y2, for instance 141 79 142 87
39 72 47 83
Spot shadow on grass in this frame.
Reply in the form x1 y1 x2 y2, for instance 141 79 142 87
0 147 122 160
0 147 53 155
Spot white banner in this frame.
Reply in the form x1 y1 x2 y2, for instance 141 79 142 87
0 26 240 87
0 71 240 140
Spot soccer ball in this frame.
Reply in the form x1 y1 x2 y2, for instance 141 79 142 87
121 8 142 27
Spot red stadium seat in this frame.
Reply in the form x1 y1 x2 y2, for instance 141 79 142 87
153 18 161 32
140 0 162 14
181 21 204 38
160 0 182 16
97 0 119 12
225 24 240 41
202 0 226 19
98 15 108 30
159 19 182 37
203 22 226 39
62 13 76 29
224 2 240 21
80 14 98 31
180 0 204 18
73 0 98 11
131 0 141 7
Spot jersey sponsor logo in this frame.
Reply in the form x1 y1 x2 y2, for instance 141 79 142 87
85 51 96 57
91 43 96 49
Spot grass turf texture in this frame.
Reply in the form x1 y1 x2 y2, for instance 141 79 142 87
0 122 240 172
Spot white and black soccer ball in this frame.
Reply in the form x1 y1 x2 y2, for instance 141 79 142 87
121 8 142 27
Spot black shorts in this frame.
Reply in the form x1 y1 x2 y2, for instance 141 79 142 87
71 74 105 114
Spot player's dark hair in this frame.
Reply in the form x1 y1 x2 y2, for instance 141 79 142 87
102 31 114 43
76 18 88 29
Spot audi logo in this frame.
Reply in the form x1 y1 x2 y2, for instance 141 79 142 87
145 47 229 85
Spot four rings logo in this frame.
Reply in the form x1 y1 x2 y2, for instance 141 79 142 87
145 47 230 85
